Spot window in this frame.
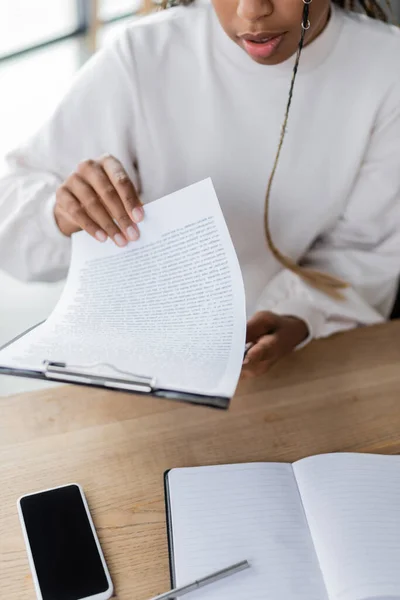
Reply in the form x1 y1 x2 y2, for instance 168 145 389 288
0 0 79 58
99 0 141 21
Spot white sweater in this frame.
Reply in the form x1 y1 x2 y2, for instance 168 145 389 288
1 2 400 340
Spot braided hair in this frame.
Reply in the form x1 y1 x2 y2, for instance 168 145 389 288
161 0 392 299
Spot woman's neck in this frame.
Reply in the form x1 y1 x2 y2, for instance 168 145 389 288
305 3 332 48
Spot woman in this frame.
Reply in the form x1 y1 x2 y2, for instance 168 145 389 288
0 0 399 377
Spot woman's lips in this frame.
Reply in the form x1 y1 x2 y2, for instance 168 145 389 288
240 33 285 60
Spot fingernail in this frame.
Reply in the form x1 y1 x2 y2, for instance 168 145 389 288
126 226 139 241
243 358 250 365
95 230 107 242
132 207 144 223
114 233 127 247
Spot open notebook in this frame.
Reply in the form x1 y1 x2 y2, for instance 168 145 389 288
165 453 400 600
0 179 246 408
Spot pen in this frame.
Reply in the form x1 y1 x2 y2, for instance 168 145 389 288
148 560 250 600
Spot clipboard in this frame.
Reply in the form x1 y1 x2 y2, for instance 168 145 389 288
0 324 230 409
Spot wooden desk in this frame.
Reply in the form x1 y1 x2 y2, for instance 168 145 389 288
1 322 400 599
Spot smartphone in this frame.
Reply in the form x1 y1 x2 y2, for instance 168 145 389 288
17 484 113 600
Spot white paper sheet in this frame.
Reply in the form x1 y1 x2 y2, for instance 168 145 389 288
0 179 246 398
294 453 400 600
167 463 328 600
167 455 400 600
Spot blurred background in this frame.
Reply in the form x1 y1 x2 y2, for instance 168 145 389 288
0 0 151 395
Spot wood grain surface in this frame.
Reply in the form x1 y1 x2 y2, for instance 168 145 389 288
1 321 400 599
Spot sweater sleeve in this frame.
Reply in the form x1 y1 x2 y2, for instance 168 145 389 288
0 31 138 282
255 75 400 342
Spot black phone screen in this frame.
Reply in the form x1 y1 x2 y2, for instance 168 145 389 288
20 485 109 600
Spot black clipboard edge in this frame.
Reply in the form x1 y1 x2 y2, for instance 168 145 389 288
0 324 230 409
0 365 230 409
164 469 176 589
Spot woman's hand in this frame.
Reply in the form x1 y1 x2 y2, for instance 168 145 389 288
242 311 309 378
54 155 144 246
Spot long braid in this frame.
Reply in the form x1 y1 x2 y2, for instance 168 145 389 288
332 0 390 18
262 2 349 299
263 1 349 300
263 0 393 299
359 0 389 20
383 0 396 21
161 0 391 299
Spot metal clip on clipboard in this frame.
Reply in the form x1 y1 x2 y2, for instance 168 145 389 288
0 325 229 407
43 361 156 394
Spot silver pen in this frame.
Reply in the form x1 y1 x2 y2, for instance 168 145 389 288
149 560 250 600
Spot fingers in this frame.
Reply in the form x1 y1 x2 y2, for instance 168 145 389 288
77 159 139 245
56 186 107 242
243 313 309 379
244 334 277 365
246 311 278 343
66 174 126 245
55 155 144 245
241 359 276 379
101 155 144 224
242 335 278 378
244 312 279 377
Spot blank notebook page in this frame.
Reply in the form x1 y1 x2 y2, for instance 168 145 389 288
294 453 400 600
167 463 328 600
